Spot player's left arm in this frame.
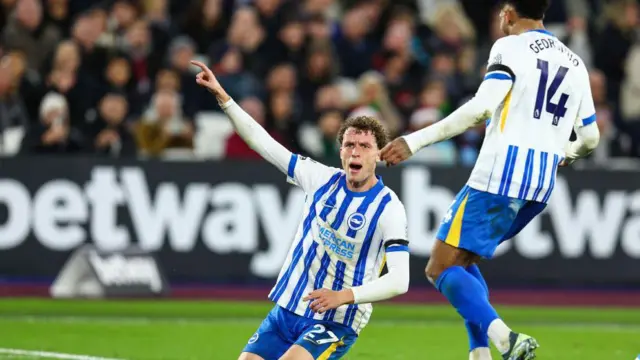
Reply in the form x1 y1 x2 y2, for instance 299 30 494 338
350 199 410 304
562 68 600 166
400 37 517 155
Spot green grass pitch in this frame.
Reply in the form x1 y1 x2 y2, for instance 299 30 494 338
0 298 638 359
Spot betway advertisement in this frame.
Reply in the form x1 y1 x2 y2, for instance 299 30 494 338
0 157 638 287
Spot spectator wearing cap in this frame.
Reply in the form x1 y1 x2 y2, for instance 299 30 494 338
1 0 62 72
19 91 84 154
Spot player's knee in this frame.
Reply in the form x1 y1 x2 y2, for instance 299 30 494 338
425 261 443 285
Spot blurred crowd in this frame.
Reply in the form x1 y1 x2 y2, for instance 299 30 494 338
0 0 639 166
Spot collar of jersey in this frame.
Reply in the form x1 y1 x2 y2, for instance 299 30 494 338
340 174 384 197
526 29 554 37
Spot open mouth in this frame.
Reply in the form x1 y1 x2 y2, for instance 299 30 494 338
349 164 363 171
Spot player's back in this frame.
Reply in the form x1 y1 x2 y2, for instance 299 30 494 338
469 30 595 202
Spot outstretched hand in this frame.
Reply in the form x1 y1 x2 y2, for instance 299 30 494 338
190 60 229 102
380 137 412 166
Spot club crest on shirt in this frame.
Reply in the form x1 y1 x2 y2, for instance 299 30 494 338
347 212 366 231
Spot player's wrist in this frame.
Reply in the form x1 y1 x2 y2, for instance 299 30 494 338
340 289 355 305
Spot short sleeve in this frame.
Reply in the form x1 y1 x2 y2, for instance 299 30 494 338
378 196 409 253
286 154 341 194
484 36 520 83
575 68 597 128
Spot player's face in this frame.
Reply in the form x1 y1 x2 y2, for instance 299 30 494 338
499 5 517 35
340 127 379 185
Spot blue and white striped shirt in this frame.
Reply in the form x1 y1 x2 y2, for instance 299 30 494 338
268 154 408 334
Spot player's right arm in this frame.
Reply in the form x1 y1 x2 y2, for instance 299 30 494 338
191 60 337 191
562 70 600 166
191 60 292 173
381 37 518 165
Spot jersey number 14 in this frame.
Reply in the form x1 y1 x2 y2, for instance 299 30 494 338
534 59 569 126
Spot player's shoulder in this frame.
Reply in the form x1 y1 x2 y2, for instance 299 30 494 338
380 186 406 213
490 35 526 55
488 35 528 69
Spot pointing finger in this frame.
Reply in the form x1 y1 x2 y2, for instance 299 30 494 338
190 60 207 70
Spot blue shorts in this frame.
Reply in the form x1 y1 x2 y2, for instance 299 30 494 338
242 305 358 360
436 185 547 258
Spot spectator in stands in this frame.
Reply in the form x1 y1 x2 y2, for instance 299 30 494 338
0 0 16 32
332 5 376 79
349 71 402 137
209 46 261 105
44 0 71 38
268 90 300 152
154 68 180 92
594 0 639 105
316 109 343 162
299 41 337 120
181 0 227 55
19 91 84 154
51 40 81 74
91 92 136 157
121 19 166 102
103 55 135 108
1 0 62 72
167 35 199 118
134 89 193 157
405 79 457 165
255 0 289 37
225 97 285 159
71 10 109 82
305 12 332 43
0 52 30 154
271 15 307 68
314 84 344 115
266 63 297 94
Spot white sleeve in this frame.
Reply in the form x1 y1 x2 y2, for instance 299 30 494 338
351 198 410 304
402 74 512 154
286 154 342 194
351 251 409 304
221 99 291 173
222 98 340 193
402 37 517 154
564 69 600 164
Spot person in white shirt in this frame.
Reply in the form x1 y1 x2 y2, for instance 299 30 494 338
191 60 410 360
380 1 600 360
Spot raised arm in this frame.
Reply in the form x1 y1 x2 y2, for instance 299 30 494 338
191 60 292 174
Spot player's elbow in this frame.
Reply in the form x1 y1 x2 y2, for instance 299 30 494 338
391 274 409 296
583 130 600 150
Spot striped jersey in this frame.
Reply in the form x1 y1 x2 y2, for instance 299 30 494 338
268 154 408 334
468 29 596 203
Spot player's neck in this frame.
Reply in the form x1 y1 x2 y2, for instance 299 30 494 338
510 20 546 36
346 176 378 193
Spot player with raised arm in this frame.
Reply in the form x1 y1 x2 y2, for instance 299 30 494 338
380 1 600 360
191 60 410 360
